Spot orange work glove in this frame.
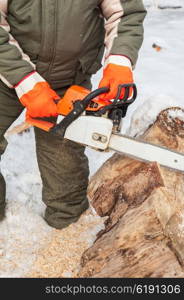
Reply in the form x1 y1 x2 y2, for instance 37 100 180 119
15 71 59 118
98 55 134 101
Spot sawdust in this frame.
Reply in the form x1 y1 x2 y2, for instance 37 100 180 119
0 208 51 278
26 209 105 278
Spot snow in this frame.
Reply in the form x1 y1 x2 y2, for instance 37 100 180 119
0 2 184 277
144 0 184 9
127 94 180 137
168 109 184 121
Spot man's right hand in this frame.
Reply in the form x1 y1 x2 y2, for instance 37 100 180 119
15 71 59 118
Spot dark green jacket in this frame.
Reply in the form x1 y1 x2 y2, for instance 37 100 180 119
0 0 147 89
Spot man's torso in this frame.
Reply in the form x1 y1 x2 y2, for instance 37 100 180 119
7 0 105 88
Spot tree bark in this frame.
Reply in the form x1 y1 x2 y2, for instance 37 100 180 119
78 107 184 278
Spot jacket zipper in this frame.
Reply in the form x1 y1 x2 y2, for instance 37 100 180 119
47 0 58 80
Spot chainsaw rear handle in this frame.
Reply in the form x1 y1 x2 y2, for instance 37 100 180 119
50 87 109 136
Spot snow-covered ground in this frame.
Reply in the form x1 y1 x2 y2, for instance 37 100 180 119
0 2 184 277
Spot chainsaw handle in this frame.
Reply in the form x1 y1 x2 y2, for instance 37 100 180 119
114 83 137 105
93 83 137 117
50 87 109 137
81 87 109 108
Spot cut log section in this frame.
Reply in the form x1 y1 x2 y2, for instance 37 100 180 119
78 107 184 278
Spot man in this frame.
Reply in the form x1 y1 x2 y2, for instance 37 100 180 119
0 0 146 229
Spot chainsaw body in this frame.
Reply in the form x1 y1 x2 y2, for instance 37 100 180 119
57 114 113 150
26 84 137 145
25 84 184 173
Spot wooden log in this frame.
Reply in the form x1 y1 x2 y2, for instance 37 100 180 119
78 107 184 278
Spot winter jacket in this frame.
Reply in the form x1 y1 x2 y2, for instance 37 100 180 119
0 0 147 89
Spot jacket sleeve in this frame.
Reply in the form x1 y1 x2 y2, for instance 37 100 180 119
0 3 35 88
100 0 147 67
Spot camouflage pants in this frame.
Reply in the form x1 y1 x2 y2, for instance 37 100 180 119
0 80 89 228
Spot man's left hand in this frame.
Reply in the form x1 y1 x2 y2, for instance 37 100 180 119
98 55 134 101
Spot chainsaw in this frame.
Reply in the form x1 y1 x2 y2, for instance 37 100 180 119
25 84 184 173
